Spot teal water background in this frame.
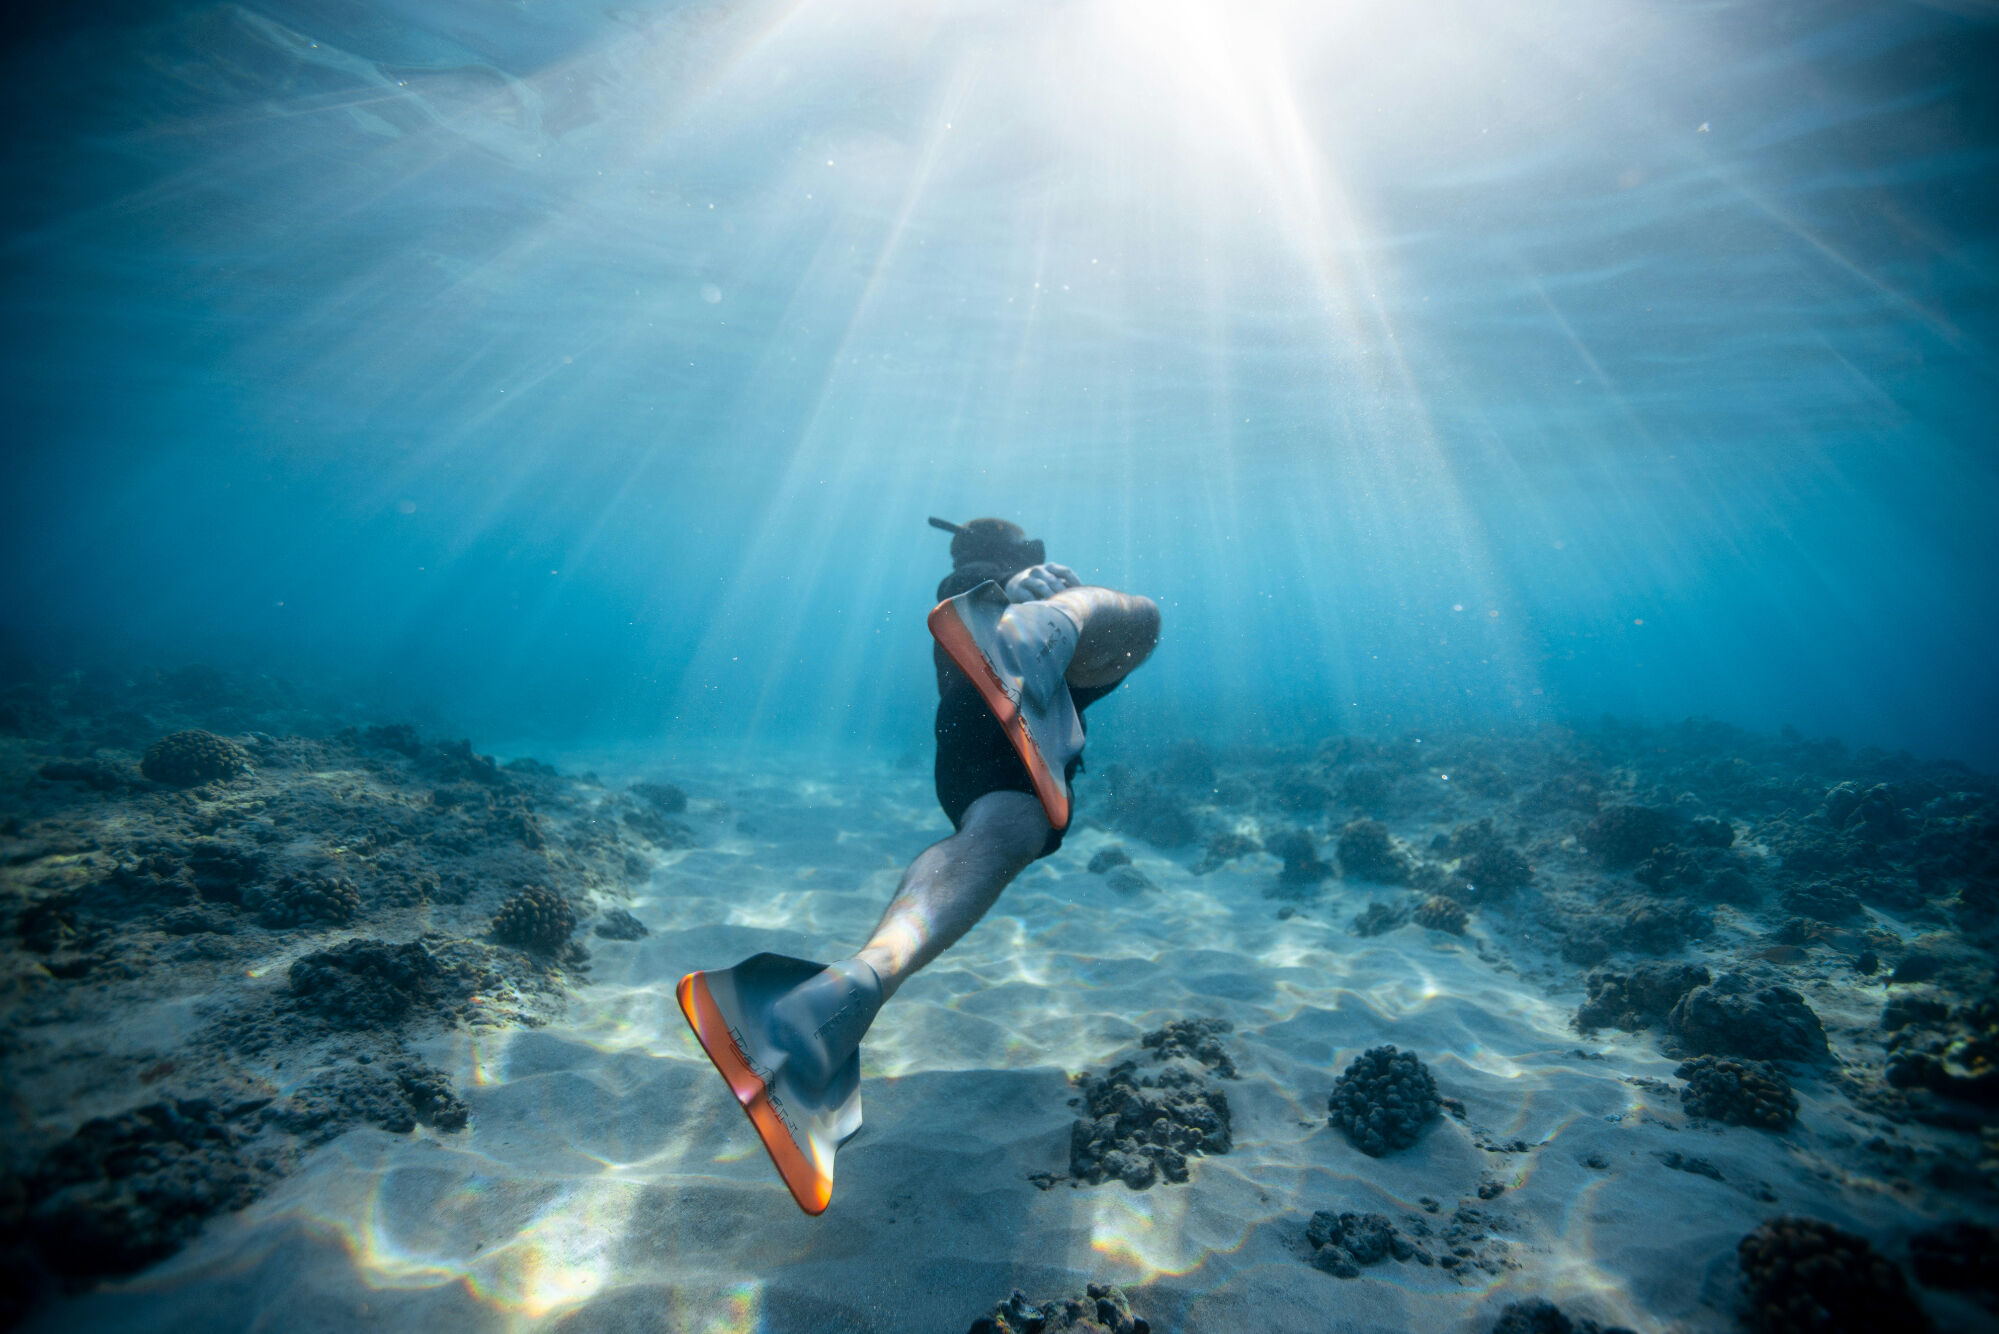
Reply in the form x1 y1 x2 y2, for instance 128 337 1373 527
3 0 1994 760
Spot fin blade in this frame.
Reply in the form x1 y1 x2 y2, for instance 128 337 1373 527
677 969 840 1215
927 589 1075 830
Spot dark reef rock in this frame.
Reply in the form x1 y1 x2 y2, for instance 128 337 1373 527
141 730 248 787
1767 917 1835 948
289 939 445 1027
1885 1050 1999 1107
1909 1222 1999 1306
630 781 687 814
1824 782 1912 841
1633 844 1706 896
1574 963 1711 1033
1192 830 1258 874
1737 1217 1932 1334
967 1283 1148 1334
1268 829 1333 889
158 905 234 936
1104 865 1154 896
1304 1209 1419 1277
1087 845 1132 873
1337 819 1410 884
360 723 424 757
1098 764 1198 849
25 1099 267 1279
491 885 576 951
1340 767 1395 812
593 908 649 940
1448 819 1534 900
1350 901 1409 937
1777 881 1866 924
1582 805 1677 868
1272 769 1334 817
1139 1018 1239 1079
1327 1045 1441 1156
1655 1149 1724 1180
1487 1299 1636 1334
1676 1056 1798 1130
1068 1022 1236 1189
246 872 360 928
1669 975 1830 1062
38 758 137 790
1889 951 1945 984
1573 895 1711 958
1690 816 1737 848
268 1059 469 1145
1159 739 1217 789
621 806 695 850
1414 895 1469 935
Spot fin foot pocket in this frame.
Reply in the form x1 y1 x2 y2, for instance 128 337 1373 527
677 953 874 1215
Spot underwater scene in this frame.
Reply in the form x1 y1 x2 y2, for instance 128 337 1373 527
3 0 1997 1330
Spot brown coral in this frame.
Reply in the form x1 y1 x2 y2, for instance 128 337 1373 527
491 885 575 951
248 872 360 928
141 730 247 787
1737 1217 1930 1333
1676 1056 1797 1131
1414 895 1468 935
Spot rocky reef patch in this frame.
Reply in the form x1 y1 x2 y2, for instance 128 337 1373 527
0 664 689 1316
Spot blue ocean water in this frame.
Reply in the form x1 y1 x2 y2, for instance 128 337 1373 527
2 0 1995 761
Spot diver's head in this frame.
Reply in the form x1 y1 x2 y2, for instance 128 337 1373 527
927 516 1045 573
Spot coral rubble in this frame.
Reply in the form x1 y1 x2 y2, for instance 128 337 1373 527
1304 1209 1421 1277
1486 1300 1636 1334
1067 1022 1235 1189
21 1099 266 1279
967 1284 1149 1334
289 939 447 1027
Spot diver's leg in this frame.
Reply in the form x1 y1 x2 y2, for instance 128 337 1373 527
746 787 1045 1094
851 790 1049 1000
1044 586 1161 688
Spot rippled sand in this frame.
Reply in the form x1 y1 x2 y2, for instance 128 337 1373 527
31 752 1992 1334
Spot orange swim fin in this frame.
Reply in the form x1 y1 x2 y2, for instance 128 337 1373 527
928 580 1083 830
677 953 879 1215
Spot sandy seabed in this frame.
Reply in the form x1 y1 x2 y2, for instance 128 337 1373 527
12 731 1994 1334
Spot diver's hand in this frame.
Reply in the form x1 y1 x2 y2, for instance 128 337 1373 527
1005 563 1081 603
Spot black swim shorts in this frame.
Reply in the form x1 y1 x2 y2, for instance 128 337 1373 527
933 679 1115 859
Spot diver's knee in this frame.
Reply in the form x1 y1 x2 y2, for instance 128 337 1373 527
959 790 1051 862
